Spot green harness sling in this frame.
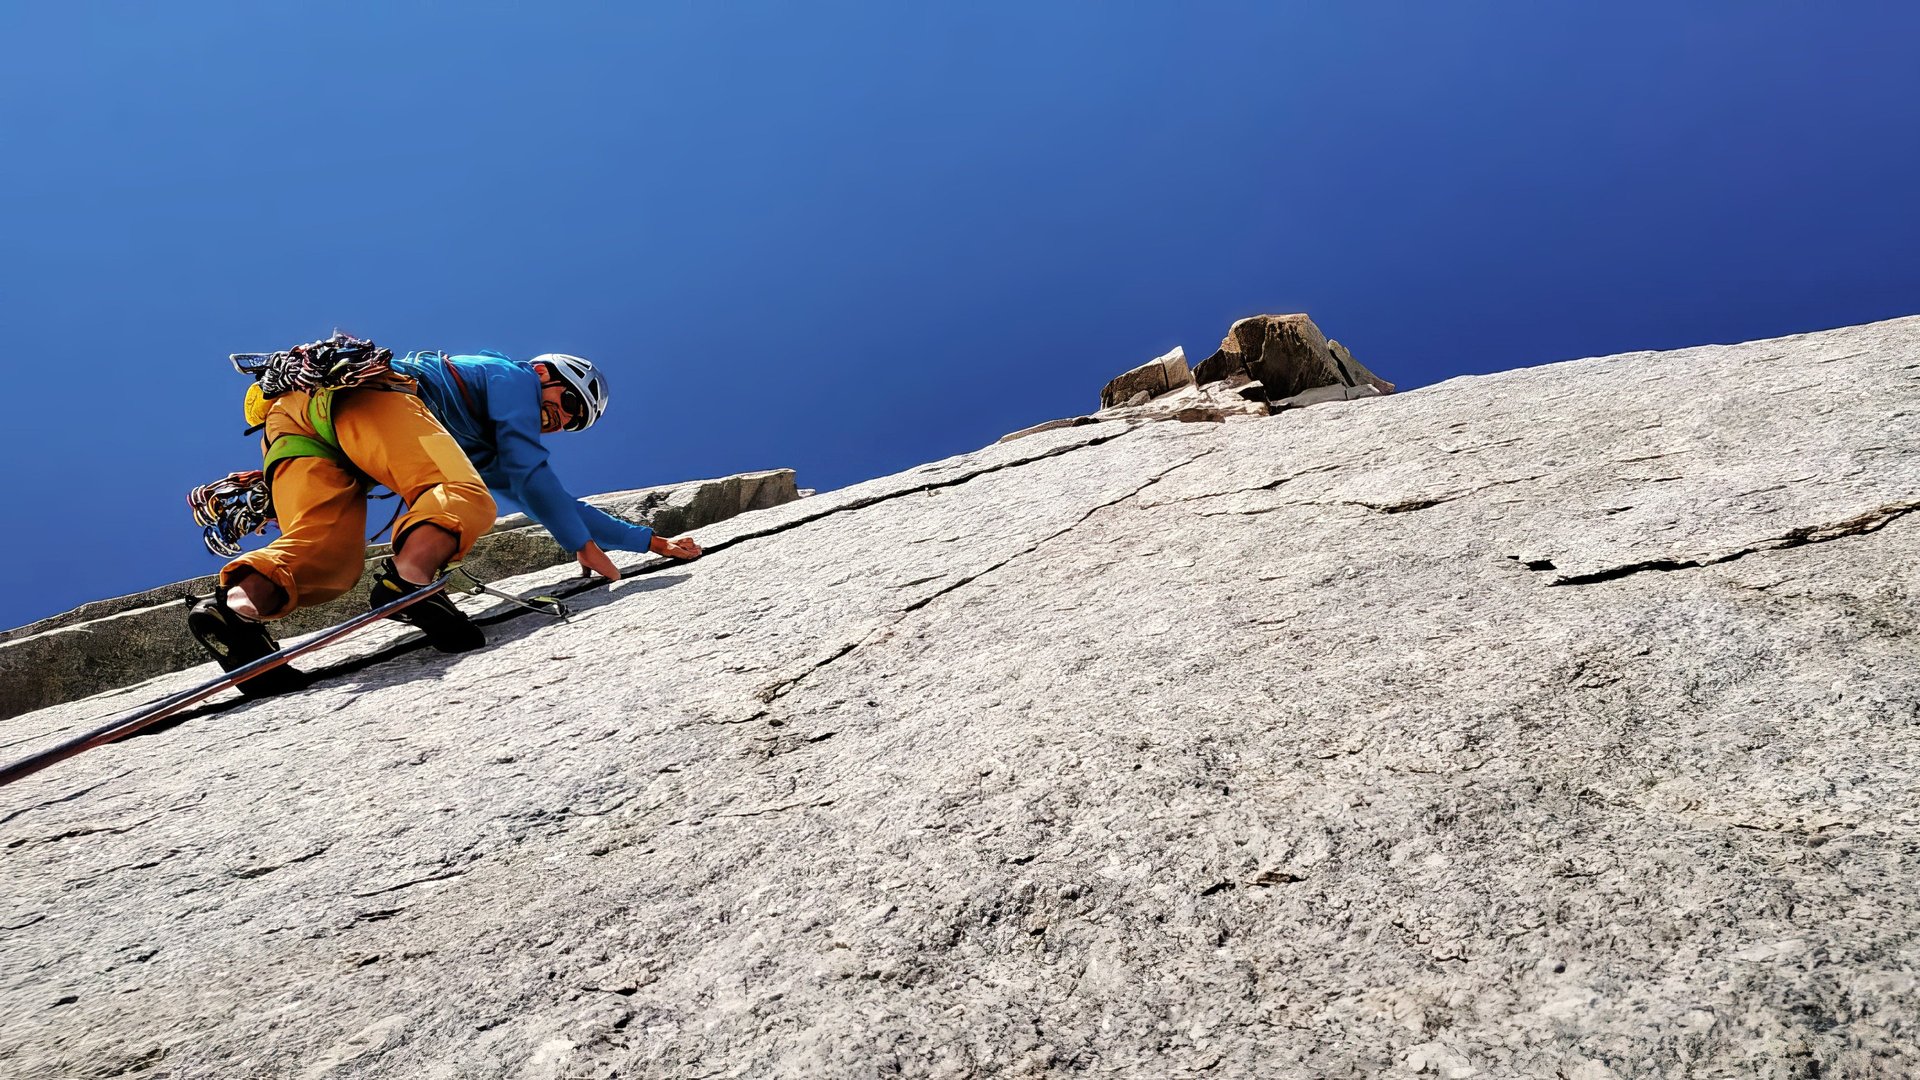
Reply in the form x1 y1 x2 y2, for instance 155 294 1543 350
258 387 420 541
260 388 367 485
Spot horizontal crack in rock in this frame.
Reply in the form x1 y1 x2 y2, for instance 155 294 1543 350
1345 474 1550 515
1149 462 1346 511
351 866 474 898
1552 500 1920 586
1204 473 1553 519
1353 496 1448 514
0 775 129 827
73 848 181 887
719 797 836 818
564 794 642 819
7 816 157 850
229 845 330 880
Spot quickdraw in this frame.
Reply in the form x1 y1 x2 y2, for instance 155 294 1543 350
231 331 394 399
187 471 274 558
451 566 572 621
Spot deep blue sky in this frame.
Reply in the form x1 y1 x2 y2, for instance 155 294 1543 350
3 4 1917 630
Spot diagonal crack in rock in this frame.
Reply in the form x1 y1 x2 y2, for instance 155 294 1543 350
693 426 1145 562
718 797 837 819
6 816 157 849
1161 468 1545 518
228 845 331 881
1145 461 1348 510
1351 475 1550 514
745 445 1221 722
57 428 1152 750
899 447 1223 616
753 631 882 705
1320 474 1552 516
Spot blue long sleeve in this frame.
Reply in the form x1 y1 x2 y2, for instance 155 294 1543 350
579 501 654 553
476 363 597 553
391 352 656 556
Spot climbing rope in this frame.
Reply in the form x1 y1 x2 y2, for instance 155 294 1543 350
187 471 274 557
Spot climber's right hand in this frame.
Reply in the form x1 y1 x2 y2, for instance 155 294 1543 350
577 541 622 581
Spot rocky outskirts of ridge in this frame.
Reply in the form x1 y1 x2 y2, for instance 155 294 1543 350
1001 312 1394 443
3 313 1919 1079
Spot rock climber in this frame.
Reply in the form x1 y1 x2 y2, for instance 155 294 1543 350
188 342 504 693
386 349 705 585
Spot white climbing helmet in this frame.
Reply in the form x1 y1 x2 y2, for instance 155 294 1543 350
530 353 609 431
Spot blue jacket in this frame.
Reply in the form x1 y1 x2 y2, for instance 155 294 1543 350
390 351 653 555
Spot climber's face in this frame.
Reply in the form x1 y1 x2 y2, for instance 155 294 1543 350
535 364 581 434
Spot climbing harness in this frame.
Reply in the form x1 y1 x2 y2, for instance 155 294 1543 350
435 352 484 415
258 386 355 475
189 332 402 556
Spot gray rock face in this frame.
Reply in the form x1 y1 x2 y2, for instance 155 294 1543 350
0 470 799 720
4 317 1920 1077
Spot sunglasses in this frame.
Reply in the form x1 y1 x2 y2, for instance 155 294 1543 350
543 380 587 431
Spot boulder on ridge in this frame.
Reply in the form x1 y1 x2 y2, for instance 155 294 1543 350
1099 347 1196 409
1193 314 1395 399
1002 314 1390 443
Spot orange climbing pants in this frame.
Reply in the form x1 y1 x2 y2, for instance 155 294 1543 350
221 385 496 618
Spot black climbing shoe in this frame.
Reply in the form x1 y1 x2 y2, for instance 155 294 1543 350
368 559 485 653
185 595 309 698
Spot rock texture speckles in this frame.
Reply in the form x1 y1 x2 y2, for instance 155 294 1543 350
4 317 1920 1077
